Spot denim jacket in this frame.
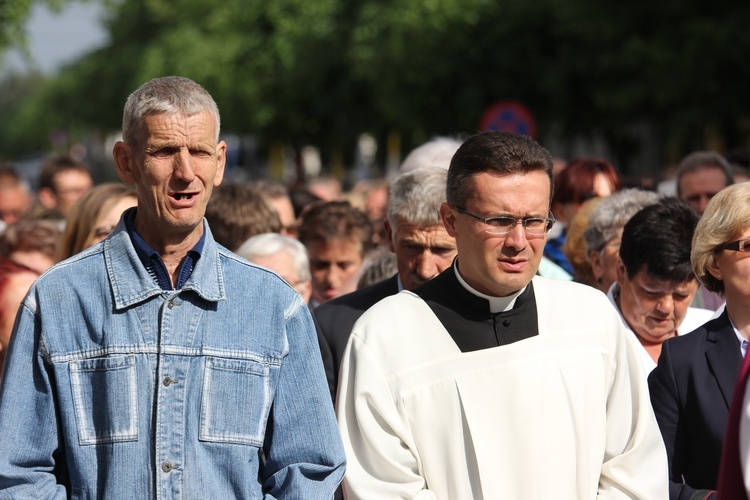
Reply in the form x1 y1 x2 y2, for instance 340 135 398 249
0 219 345 499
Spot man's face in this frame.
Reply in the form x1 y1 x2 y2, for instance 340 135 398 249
679 166 728 214
114 111 226 245
53 169 93 216
268 195 297 237
0 186 31 224
387 218 456 290
616 263 698 345
306 238 363 304
441 171 551 297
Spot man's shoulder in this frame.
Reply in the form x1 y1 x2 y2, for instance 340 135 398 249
348 289 445 359
218 246 290 280
532 275 611 305
354 288 433 327
315 275 399 318
39 244 106 284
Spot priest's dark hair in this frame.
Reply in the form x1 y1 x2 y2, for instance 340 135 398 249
446 131 554 208
619 197 699 282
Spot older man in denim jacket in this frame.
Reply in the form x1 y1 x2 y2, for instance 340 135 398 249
0 76 345 499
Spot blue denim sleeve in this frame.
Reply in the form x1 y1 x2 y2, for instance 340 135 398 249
260 295 346 499
0 299 68 499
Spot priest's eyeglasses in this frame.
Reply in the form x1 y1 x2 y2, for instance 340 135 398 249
721 238 750 253
455 207 555 236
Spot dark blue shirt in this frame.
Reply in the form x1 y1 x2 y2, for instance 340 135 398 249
124 208 204 290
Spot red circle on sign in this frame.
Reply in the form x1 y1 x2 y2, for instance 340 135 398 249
479 101 537 139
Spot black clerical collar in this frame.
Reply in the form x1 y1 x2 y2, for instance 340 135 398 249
414 264 534 318
412 266 539 352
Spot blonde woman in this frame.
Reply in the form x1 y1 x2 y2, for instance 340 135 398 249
56 183 137 260
649 182 750 499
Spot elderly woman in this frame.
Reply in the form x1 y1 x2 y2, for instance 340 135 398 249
648 182 750 500
583 188 660 294
236 232 312 304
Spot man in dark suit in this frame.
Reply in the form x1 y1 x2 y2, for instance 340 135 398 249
313 166 457 403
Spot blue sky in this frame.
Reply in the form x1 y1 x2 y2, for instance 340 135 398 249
3 1 108 75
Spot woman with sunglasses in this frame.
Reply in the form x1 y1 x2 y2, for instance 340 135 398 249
649 182 750 500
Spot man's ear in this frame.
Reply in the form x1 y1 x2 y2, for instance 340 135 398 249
213 140 227 187
589 251 605 282
384 219 396 253
440 202 458 237
113 141 136 185
37 187 57 209
615 259 626 285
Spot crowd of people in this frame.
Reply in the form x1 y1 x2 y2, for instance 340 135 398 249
0 75 750 498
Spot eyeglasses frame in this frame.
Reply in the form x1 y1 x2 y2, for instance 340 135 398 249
722 238 750 253
454 206 555 236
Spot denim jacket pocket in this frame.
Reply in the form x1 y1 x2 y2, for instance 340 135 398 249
69 355 139 445
200 356 272 446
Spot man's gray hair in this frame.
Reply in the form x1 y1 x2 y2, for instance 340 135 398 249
583 188 661 255
122 76 221 147
236 232 311 282
676 151 733 197
399 137 462 173
387 166 447 230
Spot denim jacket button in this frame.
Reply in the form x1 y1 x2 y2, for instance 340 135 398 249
161 462 173 473
163 377 173 387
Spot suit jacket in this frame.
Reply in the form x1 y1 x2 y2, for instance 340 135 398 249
313 274 400 403
648 310 742 500
717 329 750 500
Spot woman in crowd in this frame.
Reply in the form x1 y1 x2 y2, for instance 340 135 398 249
237 232 312 304
546 157 621 274
0 258 39 378
56 183 137 261
583 188 660 294
0 218 61 273
562 197 602 287
0 218 62 379
649 182 750 499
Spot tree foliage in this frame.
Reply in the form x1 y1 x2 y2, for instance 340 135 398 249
2 0 750 171
0 0 69 53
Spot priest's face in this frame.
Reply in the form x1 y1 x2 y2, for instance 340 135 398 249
440 170 550 297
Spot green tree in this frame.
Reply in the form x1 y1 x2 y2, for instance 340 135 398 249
0 0 71 54
4 0 750 174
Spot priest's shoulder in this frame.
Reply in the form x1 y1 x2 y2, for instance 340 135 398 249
350 289 432 338
531 275 612 307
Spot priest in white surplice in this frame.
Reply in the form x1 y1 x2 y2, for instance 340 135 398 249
336 131 668 500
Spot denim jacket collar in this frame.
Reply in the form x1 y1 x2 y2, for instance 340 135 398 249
104 218 226 310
